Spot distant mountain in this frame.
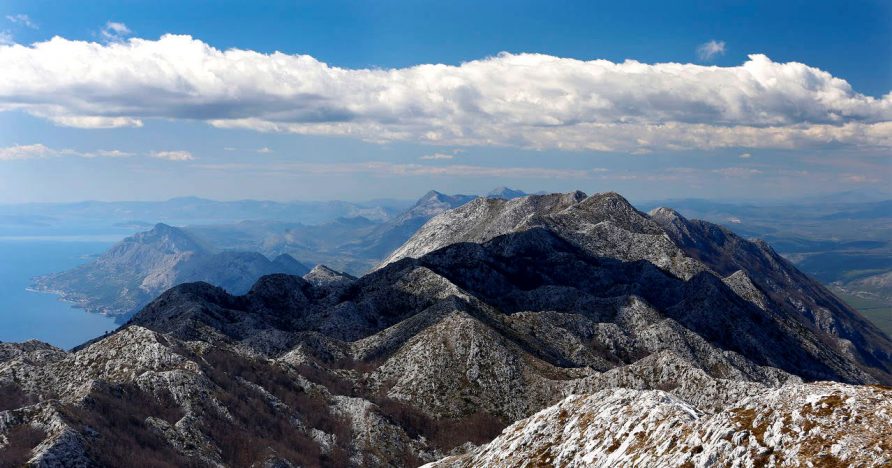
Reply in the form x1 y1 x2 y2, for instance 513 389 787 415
0 197 410 237
485 186 527 199
357 190 477 259
31 223 309 318
31 190 484 318
4 192 890 466
183 190 480 275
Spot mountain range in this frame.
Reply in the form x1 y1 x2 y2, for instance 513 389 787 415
2 191 890 466
29 190 491 317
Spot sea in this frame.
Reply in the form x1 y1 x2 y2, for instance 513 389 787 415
0 237 119 350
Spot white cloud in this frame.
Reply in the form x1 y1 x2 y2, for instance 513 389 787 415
100 21 131 42
90 149 132 158
0 31 12 45
150 150 194 161
0 35 890 152
223 146 237 151
0 144 132 160
50 115 143 128
0 143 55 160
6 14 37 29
697 40 726 61
739 152 752 159
256 146 273 153
419 152 454 160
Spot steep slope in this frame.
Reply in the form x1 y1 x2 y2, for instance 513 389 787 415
32 223 309 317
427 382 892 468
382 192 892 383
649 207 892 380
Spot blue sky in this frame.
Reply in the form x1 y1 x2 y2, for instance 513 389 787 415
0 0 889 202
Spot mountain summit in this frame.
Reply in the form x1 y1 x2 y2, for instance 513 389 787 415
3 191 890 466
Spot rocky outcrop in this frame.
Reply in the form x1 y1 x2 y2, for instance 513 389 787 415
427 382 892 467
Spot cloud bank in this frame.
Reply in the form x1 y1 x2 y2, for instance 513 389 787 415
1 34 890 152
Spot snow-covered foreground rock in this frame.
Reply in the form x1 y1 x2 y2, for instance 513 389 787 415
427 382 892 467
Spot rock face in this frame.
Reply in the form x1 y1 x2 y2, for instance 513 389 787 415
427 382 892 468
31 223 309 317
3 192 891 466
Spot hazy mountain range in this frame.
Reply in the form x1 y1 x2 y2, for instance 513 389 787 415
28 189 509 318
2 191 890 466
0 197 411 238
31 223 310 317
25 187 892 338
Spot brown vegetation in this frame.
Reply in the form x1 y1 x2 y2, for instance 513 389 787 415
0 424 45 466
61 383 194 468
0 382 36 411
200 349 352 467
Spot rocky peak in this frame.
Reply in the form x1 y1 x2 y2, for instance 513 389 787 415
127 223 208 255
303 265 356 288
271 253 309 272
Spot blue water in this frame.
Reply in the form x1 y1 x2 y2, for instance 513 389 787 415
0 239 119 350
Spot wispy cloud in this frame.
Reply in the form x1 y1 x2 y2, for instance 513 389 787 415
0 31 12 45
149 150 194 161
0 35 890 152
0 144 132 161
739 152 752 159
100 21 131 42
712 167 762 177
256 147 273 154
419 152 454 160
697 40 726 61
842 174 881 184
194 161 604 179
6 14 37 29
